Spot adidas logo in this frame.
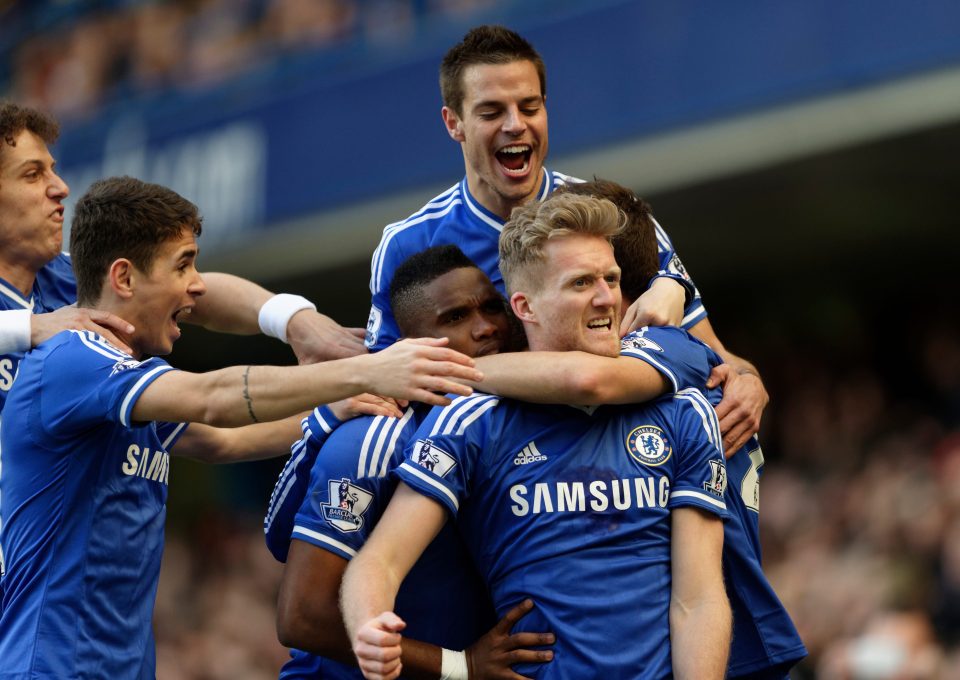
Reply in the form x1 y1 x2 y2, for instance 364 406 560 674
514 442 548 466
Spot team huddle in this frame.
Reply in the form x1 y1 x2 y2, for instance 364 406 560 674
0 25 806 680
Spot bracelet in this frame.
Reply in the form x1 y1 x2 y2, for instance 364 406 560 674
258 294 316 344
440 648 468 680
0 309 32 354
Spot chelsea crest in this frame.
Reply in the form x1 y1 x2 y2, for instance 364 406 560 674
626 425 672 467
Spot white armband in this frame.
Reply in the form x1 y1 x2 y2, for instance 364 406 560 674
0 309 32 354
257 294 316 344
440 648 468 680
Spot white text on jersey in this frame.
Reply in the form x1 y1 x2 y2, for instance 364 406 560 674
121 444 170 485
510 477 669 516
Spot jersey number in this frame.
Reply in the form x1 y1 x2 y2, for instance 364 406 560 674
739 447 764 513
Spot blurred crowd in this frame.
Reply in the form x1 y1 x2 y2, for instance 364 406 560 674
148 320 960 679
1 0 506 122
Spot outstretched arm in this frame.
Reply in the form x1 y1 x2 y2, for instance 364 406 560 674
670 507 730 679
474 351 668 405
132 338 481 427
689 317 768 454
189 273 367 362
169 416 305 463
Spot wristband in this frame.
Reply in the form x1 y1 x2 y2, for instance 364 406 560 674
258 294 316 344
0 309 32 354
440 648 468 680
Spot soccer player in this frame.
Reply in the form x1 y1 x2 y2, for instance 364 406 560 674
365 25 766 456
0 176 483 680
343 193 731 679
267 245 553 679
0 100 365 585
466 179 807 678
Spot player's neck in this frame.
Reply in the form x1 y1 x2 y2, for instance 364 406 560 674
464 170 543 221
0 257 39 298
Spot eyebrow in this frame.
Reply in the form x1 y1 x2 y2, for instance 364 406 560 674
472 94 543 111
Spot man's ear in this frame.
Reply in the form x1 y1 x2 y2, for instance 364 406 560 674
510 291 536 323
108 258 136 300
441 106 465 142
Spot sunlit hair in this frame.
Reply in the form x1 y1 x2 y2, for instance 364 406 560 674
0 101 59 167
390 244 480 336
556 178 659 302
499 192 624 295
71 176 202 306
440 25 546 116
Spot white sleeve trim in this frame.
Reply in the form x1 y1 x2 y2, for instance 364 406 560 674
292 525 358 558
399 461 460 511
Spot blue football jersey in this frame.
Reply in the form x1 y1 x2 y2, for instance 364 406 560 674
0 330 176 680
264 404 344 562
279 404 495 680
0 253 77 412
620 327 807 676
396 391 728 679
365 171 704 350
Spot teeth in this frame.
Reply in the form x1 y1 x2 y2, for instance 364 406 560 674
500 145 530 154
588 318 611 329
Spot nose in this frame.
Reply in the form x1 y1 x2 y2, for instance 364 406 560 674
593 280 618 308
472 313 499 340
48 171 69 199
502 105 526 135
190 272 207 297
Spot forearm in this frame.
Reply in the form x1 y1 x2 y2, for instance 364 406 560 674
341 549 405 644
136 358 370 427
188 272 272 334
475 351 667 405
174 416 305 463
670 590 731 679
280 598 442 679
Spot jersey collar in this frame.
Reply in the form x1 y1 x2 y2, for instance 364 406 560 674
0 277 34 310
460 169 553 233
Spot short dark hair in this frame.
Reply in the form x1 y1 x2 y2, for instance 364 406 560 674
71 176 202 305
557 179 659 302
0 101 60 168
440 25 546 116
389 244 478 336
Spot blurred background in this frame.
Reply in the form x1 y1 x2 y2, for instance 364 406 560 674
3 0 960 677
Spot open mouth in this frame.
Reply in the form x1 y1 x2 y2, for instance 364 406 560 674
587 317 613 332
172 307 192 326
495 144 532 175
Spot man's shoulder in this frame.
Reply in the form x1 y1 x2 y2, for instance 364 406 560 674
380 182 466 241
317 407 420 477
418 393 503 434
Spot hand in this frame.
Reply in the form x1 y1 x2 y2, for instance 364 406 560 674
367 337 482 407
287 309 367 364
330 394 406 420
32 306 135 354
706 364 769 456
353 612 406 680
619 277 685 335
467 599 555 680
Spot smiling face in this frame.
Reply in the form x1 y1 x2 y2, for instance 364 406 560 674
513 234 622 357
0 130 69 287
442 60 548 220
128 229 206 357
406 266 509 358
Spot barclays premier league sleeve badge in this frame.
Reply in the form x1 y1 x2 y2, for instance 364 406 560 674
626 425 673 467
322 478 374 533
